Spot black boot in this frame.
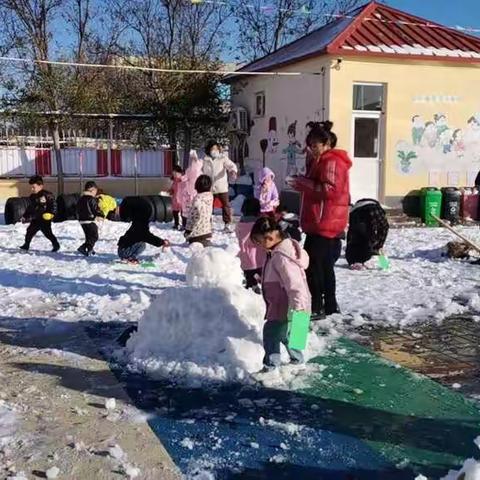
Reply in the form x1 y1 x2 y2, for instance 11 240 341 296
19 244 29 251
52 243 60 253
77 245 88 256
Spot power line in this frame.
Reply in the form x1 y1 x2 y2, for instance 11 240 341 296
0 56 322 76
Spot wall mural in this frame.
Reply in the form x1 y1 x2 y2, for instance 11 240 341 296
282 121 304 176
396 112 480 176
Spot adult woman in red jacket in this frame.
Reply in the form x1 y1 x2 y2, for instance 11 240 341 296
288 122 352 318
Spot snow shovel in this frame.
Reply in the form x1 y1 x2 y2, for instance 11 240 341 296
431 214 480 254
288 310 311 351
140 261 156 268
377 250 391 270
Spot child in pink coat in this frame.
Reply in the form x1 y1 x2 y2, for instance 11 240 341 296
250 216 311 370
182 150 203 225
255 167 280 215
235 197 266 293
170 165 185 230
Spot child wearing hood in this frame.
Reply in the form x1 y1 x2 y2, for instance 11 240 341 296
235 197 266 292
170 164 186 230
182 150 203 226
255 167 279 215
250 217 311 371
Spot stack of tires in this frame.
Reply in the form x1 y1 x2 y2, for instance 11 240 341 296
4 197 31 225
55 193 81 222
119 195 173 223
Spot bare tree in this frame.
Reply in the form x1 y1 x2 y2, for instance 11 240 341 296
0 0 108 192
108 0 231 166
234 0 363 62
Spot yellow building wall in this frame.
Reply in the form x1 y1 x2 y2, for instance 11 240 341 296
329 58 480 202
0 177 171 199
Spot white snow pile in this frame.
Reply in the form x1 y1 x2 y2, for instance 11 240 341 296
0 401 17 448
126 247 266 385
126 247 326 386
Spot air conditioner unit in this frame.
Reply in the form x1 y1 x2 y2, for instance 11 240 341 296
229 107 249 133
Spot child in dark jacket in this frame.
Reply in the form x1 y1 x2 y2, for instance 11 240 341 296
20 175 60 252
235 198 265 292
346 199 389 268
77 181 104 256
118 220 170 264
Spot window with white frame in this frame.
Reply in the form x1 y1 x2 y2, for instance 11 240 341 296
255 92 265 117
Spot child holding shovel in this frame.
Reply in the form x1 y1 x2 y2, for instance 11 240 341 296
250 217 311 372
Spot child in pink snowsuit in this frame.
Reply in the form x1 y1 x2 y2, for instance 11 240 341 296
250 217 311 370
255 167 279 215
235 197 266 293
182 150 203 226
170 165 185 230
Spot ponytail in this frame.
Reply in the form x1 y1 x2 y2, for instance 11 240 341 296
306 120 337 148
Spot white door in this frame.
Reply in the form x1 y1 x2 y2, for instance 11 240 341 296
350 112 382 202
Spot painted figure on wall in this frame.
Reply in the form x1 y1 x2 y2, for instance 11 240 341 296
451 129 465 157
434 113 449 138
411 115 425 145
268 117 279 153
421 122 437 148
396 111 480 176
282 121 303 176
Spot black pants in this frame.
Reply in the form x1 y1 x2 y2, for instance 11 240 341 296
304 234 341 315
214 192 232 224
173 211 187 229
244 268 262 289
80 223 99 252
24 220 59 248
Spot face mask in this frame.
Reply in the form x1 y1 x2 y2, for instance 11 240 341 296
211 151 220 159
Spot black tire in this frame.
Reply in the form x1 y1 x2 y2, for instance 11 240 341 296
4 197 31 225
56 193 81 222
119 196 155 222
147 196 166 223
161 195 173 223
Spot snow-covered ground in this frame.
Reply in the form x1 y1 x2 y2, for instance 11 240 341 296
0 211 479 478
0 217 478 375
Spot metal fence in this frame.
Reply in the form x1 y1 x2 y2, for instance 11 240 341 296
0 147 177 179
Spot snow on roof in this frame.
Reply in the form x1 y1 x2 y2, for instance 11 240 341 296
232 1 480 77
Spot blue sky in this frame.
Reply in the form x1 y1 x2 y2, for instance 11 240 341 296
384 0 480 31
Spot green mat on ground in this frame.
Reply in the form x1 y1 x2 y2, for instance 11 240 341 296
302 338 480 472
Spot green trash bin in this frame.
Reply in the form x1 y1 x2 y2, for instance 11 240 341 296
420 187 442 226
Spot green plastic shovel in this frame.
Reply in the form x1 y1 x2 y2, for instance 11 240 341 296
377 254 390 271
288 310 311 351
141 261 156 269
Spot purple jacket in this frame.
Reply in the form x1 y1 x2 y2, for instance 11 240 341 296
262 239 311 322
235 216 267 271
255 167 279 213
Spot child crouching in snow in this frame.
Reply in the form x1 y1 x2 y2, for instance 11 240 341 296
250 217 311 371
118 218 170 264
235 197 266 292
185 175 213 247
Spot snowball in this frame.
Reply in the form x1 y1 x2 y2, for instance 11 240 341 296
108 444 124 460
46 467 60 479
250 442 259 449
105 398 116 410
452 383 462 390
125 465 141 479
180 438 195 450
185 247 244 288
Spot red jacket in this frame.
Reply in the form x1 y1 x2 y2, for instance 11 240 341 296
296 149 352 238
